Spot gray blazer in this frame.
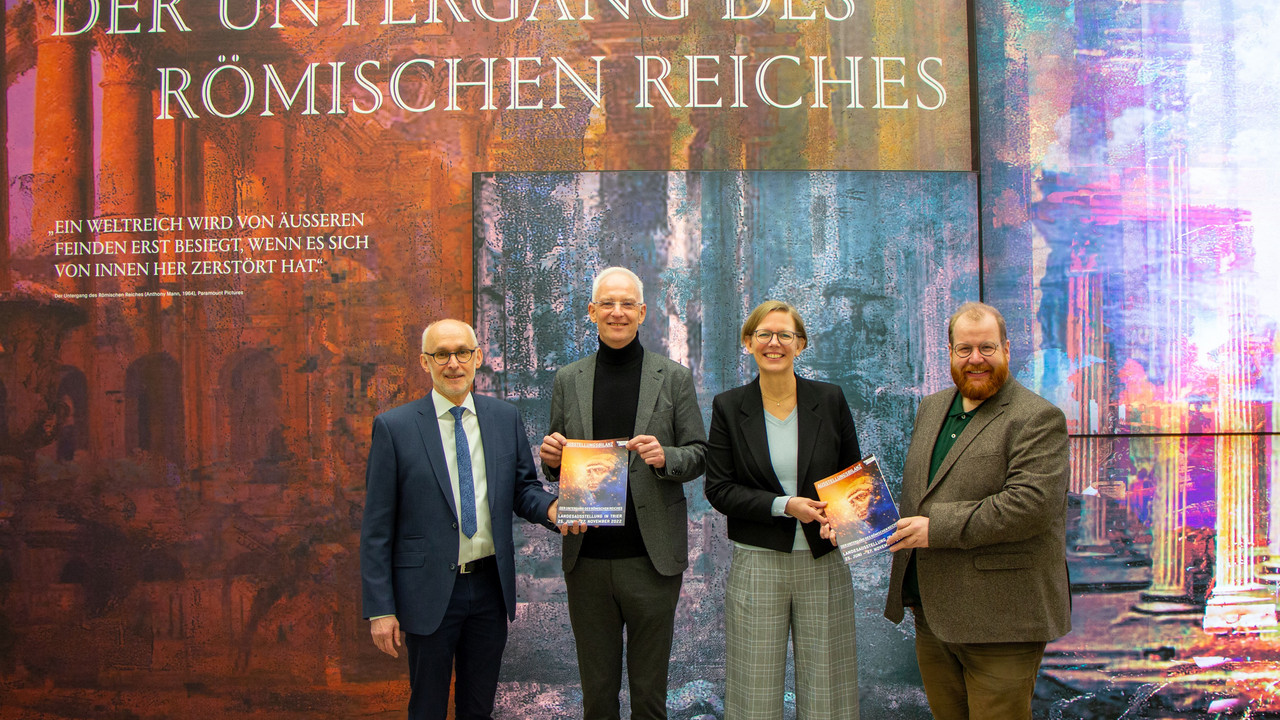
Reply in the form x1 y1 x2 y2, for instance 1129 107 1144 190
884 378 1072 644
546 350 708 576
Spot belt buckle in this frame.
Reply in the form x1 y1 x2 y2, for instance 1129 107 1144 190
459 560 474 574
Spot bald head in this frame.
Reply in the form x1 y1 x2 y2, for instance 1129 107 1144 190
419 319 482 405
422 319 478 352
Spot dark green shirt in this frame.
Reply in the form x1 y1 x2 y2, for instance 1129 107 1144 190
905 392 979 604
928 392 979 486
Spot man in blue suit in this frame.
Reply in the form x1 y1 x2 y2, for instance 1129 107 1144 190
361 318 561 720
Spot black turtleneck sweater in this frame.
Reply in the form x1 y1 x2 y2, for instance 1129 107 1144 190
579 334 648 559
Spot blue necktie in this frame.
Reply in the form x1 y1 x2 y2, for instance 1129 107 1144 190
449 406 477 538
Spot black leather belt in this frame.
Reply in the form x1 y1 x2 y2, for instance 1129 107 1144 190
458 555 495 574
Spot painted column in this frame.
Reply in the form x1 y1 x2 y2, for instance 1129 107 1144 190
1203 272 1276 632
1132 411 1195 614
97 35 159 314
30 0 93 293
1133 153 1195 614
1067 241 1109 549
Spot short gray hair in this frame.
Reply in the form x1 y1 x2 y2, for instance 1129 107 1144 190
591 267 645 304
421 319 479 352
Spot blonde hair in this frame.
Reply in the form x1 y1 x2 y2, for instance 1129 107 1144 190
947 302 1007 344
740 301 807 346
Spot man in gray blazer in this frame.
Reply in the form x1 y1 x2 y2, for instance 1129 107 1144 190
540 267 707 720
884 302 1071 720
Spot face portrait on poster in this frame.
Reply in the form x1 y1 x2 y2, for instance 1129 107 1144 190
816 455 900 563
556 439 629 526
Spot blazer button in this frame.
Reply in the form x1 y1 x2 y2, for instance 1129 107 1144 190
452 522 458 530
450 563 457 571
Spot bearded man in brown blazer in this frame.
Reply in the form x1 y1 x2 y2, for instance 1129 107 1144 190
884 302 1071 720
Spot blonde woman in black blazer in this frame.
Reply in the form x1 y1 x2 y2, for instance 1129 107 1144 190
705 300 862 720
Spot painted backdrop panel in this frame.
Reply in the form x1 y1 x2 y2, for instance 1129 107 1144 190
977 0 1280 715
2 1 972 716
474 169 979 718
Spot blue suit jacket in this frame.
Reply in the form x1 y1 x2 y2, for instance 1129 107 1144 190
360 393 556 636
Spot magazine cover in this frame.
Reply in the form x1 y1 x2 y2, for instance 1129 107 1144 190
557 439 629 526
815 455 901 564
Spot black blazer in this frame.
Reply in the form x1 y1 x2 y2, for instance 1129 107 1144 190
704 375 862 557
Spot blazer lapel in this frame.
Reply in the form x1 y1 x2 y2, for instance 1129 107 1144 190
632 352 663 438
795 378 821 490
574 360 595 439
415 398 458 520
740 378 784 494
903 391 950 510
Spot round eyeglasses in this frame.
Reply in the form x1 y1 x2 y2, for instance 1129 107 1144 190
951 342 1001 358
592 300 641 312
753 330 800 345
425 348 476 365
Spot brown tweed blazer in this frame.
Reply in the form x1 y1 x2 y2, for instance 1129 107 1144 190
884 378 1072 644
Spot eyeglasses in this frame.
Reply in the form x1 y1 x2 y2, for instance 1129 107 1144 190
753 330 800 345
592 300 642 312
951 342 1001 358
424 348 476 365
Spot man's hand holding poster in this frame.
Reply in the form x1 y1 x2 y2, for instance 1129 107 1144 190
557 439 629 526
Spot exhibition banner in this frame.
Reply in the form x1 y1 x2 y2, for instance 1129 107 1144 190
3 2 973 715
8 0 1279 716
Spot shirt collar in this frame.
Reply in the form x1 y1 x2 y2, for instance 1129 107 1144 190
431 389 476 419
947 391 970 418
